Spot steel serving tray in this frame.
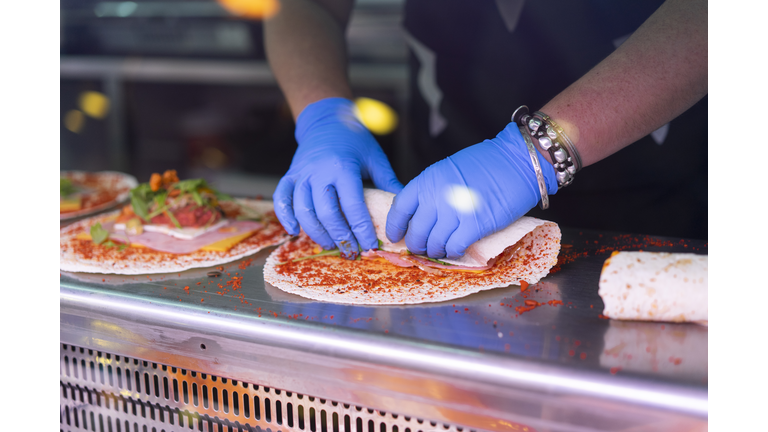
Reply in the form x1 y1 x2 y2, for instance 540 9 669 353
60 228 707 432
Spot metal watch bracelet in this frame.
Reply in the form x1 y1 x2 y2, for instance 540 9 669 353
512 105 581 188
518 125 549 210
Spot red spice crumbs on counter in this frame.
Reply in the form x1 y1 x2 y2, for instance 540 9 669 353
520 280 529 292
568 350 575 357
598 314 610 320
201 299 204 302
610 367 621 375
238 258 254 269
580 352 587 360
196 282 201 285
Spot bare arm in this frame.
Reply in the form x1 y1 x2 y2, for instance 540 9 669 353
264 0 356 120
538 0 707 167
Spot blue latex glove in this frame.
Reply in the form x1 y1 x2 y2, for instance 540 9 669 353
385 122 558 259
274 98 404 258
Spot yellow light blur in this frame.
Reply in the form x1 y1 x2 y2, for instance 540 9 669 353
202 147 228 169
78 91 110 119
64 110 85 133
354 97 398 135
217 0 280 19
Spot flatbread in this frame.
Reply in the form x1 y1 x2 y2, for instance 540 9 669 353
264 189 561 304
61 198 290 275
60 171 138 220
598 251 708 323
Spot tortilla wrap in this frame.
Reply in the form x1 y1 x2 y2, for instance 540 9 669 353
61 198 290 275
263 189 561 305
598 251 708 323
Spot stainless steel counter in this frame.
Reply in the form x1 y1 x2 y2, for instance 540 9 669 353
60 228 707 432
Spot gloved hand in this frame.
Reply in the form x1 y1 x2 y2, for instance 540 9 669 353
274 97 403 258
385 122 558 259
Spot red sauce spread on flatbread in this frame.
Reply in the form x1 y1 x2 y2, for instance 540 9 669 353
61 210 288 266
272 234 543 296
61 172 127 214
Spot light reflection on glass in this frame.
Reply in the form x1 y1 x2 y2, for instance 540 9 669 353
78 91 110 119
217 0 280 20
353 97 398 135
64 110 85 133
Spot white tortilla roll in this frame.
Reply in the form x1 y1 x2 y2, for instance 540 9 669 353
598 251 707 323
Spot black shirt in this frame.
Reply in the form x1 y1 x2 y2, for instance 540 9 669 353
401 0 707 239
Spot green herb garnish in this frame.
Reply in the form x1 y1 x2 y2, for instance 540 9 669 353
404 248 453 266
421 256 453 266
164 209 182 229
378 238 384 249
278 249 342 265
90 223 110 245
60 178 77 197
127 174 230 226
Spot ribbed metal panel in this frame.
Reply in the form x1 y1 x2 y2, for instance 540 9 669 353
61 343 483 432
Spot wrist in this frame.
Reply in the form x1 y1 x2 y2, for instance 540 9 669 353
512 106 581 189
295 97 364 143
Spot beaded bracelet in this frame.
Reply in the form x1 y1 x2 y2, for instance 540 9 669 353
512 105 582 188
518 125 550 210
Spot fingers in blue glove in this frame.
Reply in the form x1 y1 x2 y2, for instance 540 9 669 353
367 156 405 194
403 205 436 256
385 182 419 243
273 176 300 236
293 179 336 251
334 176 379 251
425 215 459 259
311 183 361 258
444 223 481 260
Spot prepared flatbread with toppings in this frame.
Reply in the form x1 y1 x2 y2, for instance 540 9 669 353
60 171 290 274
60 171 138 220
264 189 561 304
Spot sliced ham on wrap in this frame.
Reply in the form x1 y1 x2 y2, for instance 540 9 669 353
60 198 290 275
263 189 561 305
598 251 708 323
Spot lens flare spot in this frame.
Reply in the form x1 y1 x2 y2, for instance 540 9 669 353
64 110 85 133
444 185 481 214
354 97 398 135
217 0 280 19
78 91 110 119
201 147 228 169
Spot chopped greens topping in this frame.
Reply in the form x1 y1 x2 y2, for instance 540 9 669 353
90 223 110 245
128 170 229 224
60 178 77 197
277 248 341 265
377 238 384 249
420 256 453 266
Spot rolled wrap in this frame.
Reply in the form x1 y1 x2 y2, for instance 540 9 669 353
598 251 708 323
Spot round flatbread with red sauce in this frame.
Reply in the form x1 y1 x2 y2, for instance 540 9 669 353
263 189 561 305
61 198 290 275
61 171 138 220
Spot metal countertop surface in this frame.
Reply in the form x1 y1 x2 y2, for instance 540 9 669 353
60 227 708 431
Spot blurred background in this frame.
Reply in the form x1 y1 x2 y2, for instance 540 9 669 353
61 0 410 197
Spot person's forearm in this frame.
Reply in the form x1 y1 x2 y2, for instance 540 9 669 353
264 0 355 120
538 0 707 167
